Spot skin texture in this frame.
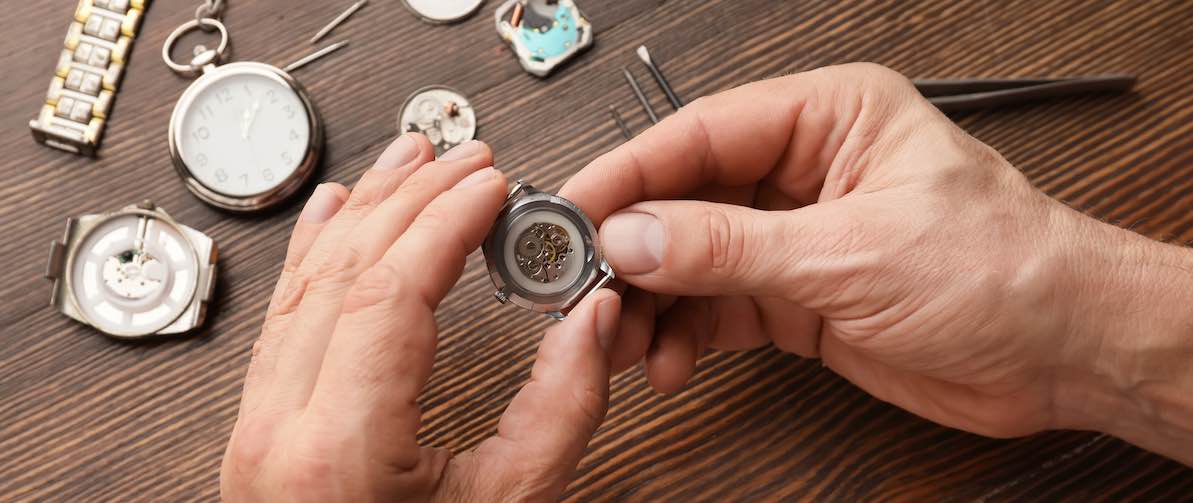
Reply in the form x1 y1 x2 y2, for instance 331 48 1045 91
559 63 1193 462
223 64 1193 502
221 135 622 502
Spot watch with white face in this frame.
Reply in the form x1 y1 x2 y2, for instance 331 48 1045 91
45 201 218 339
168 61 322 212
482 182 614 320
163 17 322 213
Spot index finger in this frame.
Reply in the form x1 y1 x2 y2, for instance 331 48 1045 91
558 63 911 223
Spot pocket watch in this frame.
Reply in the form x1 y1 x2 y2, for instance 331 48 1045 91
45 201 218 339
163 15 323 213
482 182 614 320
495 0 594 77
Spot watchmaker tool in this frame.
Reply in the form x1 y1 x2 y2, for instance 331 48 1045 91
636 45 683 110
398 86 478 156
310 0 367 44
623 67 658 124
285 41 351 73
29 0 152 156
609 106 633 140
914 75 1136 113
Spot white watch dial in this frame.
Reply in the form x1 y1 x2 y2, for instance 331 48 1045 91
70 213 198 336
178 70 311 198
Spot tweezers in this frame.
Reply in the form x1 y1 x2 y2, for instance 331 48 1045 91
913 75 1136 113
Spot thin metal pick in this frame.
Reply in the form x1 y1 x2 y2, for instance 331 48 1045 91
623 67 658 124
609 106 633 140
310 0 368 44
284 41 350 73
637 45 684 109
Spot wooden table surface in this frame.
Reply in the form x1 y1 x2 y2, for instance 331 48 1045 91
2 0 1191 501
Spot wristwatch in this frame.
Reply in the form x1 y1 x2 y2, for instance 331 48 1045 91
29 0 150 156
45 201 218 339
482 182 614 320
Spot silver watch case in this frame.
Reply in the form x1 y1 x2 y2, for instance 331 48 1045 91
482 182 613 320
168 62 324 213
45 201 218 339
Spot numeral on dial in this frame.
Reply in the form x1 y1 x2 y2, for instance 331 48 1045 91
216 169 228 183
192 126 210 142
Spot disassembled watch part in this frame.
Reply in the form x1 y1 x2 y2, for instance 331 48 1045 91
45 201 218 339
398 85 478 156
495 0 594 78
402 0 484 24
483 182 613 320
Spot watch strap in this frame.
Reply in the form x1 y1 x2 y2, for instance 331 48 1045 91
29 0 150 156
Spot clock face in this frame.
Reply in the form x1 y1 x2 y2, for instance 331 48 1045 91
176 68 312 198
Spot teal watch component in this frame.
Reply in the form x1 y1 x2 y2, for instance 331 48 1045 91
495 0 594 78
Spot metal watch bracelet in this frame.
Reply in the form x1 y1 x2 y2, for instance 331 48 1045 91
29 0 150 156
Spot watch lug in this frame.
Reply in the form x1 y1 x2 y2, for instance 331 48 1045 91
45 241 66 281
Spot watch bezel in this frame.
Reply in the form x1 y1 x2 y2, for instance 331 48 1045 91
483 183 609 318
59 206 203 339
168 61 323 213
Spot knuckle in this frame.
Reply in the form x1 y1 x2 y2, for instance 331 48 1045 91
313 244 367 285
341 177 388 213
568 384 609 428
342 262 406 314
703 208 748 276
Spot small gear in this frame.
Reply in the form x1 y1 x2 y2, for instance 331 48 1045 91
515 223 573 283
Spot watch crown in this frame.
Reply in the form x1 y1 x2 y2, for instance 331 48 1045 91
494 289 509 304
137 199 155 210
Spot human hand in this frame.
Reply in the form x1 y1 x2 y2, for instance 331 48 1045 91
221 135 622 502
560 63 1193 445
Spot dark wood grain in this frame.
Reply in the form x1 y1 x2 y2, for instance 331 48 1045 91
2 0 1191 501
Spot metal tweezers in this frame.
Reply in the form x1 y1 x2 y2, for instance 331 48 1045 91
913 75 1136 113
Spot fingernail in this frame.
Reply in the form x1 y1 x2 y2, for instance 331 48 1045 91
374 134 419 170
453 167 496 189
595 292 620 352
601 212 665 274
438 140 482 161
299 184 342 223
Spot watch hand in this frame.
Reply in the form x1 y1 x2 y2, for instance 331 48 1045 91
242 101 261 140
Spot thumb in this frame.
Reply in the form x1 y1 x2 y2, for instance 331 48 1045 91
456 289 619 501
600 200 841 299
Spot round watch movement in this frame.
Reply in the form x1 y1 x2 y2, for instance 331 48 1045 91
482 182 614 320
45 201 218 339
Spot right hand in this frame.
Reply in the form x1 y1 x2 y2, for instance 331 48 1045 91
560 63 1190 442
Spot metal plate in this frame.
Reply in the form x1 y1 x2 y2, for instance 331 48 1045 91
402 0 484 24
398 86 478 156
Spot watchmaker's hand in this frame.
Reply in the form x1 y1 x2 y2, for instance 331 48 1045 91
241 100 260 141
561 63 1193 465
221 134 621 502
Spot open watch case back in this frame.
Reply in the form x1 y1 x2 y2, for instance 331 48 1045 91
483 182 613 320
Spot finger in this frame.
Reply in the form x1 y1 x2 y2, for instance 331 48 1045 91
305 168 508 467
240 183 350 413
601 200 852 299
457 289 619 501
559 63 918 223
645 310 699 394
655 296 771 353
608 287 656 374
269 133 436 320
266 183 350 317
269 141 494 406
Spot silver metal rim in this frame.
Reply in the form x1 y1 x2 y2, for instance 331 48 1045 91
401 0 485 24
162 18 230 76
62 207 201 338
168 62 323 213
483 186 603 315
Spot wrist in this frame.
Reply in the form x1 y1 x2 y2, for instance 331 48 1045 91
1051 212 1193 463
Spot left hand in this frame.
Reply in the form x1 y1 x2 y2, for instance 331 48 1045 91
221 134 621 502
